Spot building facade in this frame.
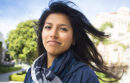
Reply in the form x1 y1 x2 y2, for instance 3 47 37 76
92 7 130 65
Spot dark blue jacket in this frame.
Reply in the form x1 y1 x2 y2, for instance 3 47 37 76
24 62 99 83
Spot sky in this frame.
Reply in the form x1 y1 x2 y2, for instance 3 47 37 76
0 0 130 39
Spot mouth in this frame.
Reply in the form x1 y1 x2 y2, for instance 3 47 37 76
47 40 61 45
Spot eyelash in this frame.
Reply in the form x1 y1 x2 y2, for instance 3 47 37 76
44 26 51 29
60 27 68 31
44 25 68 31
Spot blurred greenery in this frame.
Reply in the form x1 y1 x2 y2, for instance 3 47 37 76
0 41 2 58
91 22 113 46
99 22 113 32
0 66 22 74
96 72 119 83
9 72 26 82
127 23 130 32
0 41 2 49
6 20 38 64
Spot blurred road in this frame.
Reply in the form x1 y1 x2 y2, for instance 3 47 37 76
0 69 24 83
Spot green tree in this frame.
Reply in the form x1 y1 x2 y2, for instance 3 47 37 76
0 41 2 53
0 41 3 62
127 23 130 32
6 20 38 64
91 22 113 46
99 22 113 31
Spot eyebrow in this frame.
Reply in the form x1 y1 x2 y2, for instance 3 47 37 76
45 22 70 27
44 22 52 25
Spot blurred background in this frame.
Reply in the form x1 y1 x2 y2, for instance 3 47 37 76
0 0 130 83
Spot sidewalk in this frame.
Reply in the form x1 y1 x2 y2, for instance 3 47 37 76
0 69 24 83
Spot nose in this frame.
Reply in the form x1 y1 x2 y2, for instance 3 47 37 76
50 27 58 39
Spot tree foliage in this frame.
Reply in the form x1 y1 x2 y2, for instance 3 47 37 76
0 41 2 53
6 20 38 64
91 22 113 46
127 23 130 32
0 41 2 62
99 22 113 31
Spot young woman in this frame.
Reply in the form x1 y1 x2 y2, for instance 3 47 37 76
24 1 121 83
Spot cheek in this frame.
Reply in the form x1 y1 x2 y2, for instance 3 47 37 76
42 31 45 39
62 33 73 46
42 30 47 45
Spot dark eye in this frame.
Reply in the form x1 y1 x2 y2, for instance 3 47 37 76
60 27 68 31
44 26 51 29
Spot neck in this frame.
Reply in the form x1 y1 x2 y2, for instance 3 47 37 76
47 54 56 68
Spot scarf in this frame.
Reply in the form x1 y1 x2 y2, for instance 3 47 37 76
31 49 77 83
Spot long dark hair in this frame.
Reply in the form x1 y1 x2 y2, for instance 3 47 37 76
37 1 122 81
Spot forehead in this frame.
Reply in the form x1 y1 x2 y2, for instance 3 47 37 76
45 13 71 25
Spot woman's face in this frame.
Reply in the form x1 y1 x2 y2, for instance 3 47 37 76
42 13 74 56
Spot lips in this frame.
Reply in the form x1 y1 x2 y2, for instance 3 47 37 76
47 40 61 45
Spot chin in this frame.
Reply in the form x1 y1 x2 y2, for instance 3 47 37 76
47 49 60 55
46 47 68 56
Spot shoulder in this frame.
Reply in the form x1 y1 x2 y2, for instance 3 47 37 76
26 67 31 76
72 62 96 75
68 62 99 83
24 67 33 83
78 63 97 77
